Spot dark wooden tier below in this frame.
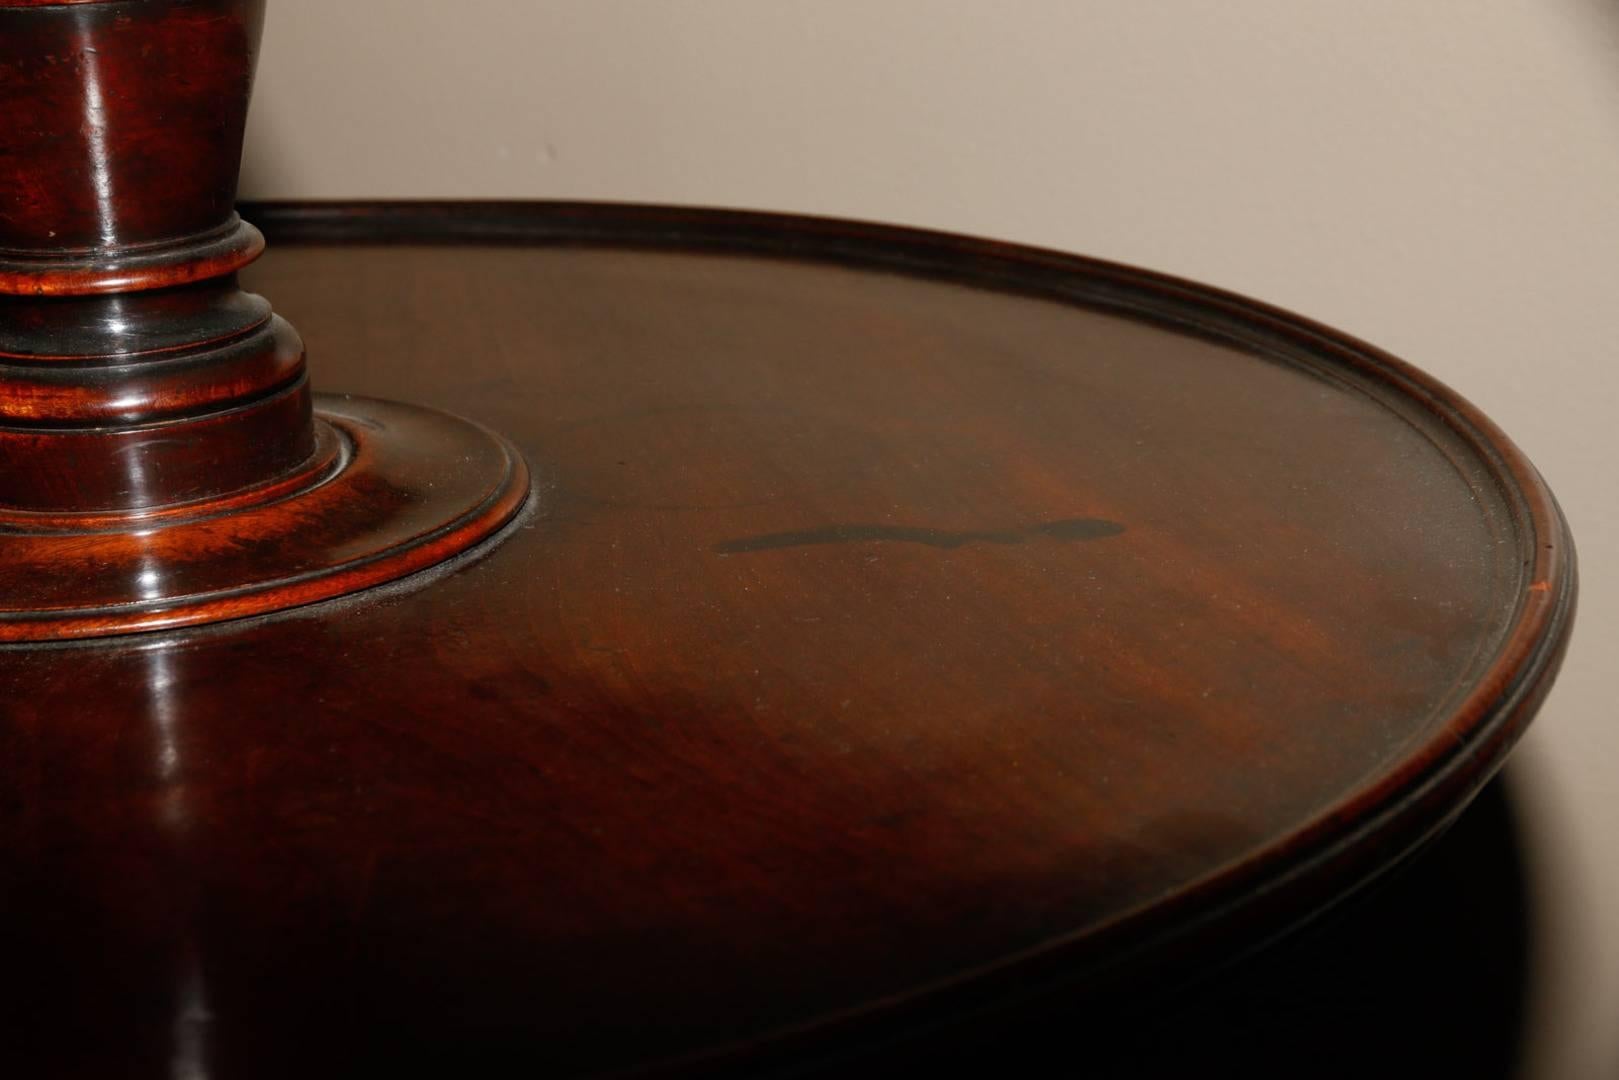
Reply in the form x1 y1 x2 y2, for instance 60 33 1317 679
0 203 1574 1077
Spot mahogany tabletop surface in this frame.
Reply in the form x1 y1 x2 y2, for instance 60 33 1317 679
0 202 1575 1077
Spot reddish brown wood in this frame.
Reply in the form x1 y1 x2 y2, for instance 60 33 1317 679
0 1 1579 1073
0 0 262 281
0 200 1575 1077
0 0 527 639
0 396 527 640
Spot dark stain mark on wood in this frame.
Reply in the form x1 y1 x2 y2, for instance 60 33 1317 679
713 517 1125 554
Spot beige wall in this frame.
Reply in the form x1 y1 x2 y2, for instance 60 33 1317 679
246 4 1619 1075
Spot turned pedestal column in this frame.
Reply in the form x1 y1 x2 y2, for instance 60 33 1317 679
0 0 528 641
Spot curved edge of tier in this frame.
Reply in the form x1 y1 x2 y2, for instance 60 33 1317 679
238 199 1577 1074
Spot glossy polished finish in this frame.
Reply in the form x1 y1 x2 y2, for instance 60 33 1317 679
0 201 1574 1076
0 396 527 641
0 0 264 294
0 0 527 639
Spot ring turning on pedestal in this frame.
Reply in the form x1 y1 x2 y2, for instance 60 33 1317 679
0 0 529 641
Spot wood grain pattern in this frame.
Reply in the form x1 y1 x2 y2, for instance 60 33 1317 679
0 201 1574 1076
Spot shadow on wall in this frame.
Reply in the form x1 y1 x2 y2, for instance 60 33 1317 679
846 775 1536 1078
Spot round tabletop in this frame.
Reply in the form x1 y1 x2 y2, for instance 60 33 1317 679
0 202 1574 1077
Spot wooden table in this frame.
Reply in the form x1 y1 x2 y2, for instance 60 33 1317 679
1 199 1574 1077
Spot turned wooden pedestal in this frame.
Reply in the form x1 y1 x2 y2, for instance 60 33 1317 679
0 0 526 640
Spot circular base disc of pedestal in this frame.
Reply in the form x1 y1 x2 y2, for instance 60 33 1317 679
0 394 529 642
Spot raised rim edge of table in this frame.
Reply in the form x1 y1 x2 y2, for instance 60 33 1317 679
237 199 1578 1075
